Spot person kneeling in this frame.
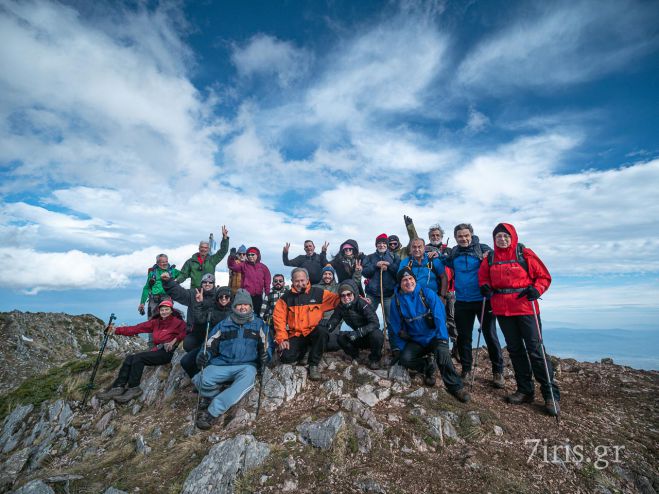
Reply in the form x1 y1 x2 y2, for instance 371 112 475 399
193 289 272 430
97 300 186 403
388 268 470 403
330 280 383 369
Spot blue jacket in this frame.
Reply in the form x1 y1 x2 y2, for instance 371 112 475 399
444 239 492 302
397 254 445 294
203 316 273 368
388 284 448 351
362 250 400 298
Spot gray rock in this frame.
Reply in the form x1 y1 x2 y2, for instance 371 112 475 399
341 398 384 433
103 488 129 494
131 404 141 415
353 424 372 453
443 420 460 441
282 479 298 491
101 425 115 439
162 352 186 400
355 478 386 493
0 447 31 490
493 425 504 436
282 432 296 443
95 410 115 433
406 388 425 398
356 384 380 407
466 411 481 426
1 404 34 453
180 434 270 494
11 479 55 494
425 416 443 442
439 411 459 424
600 357 614 365
321 379 344 398
387 365 411 386
259 365 307 412
410 407 426 417
224 408 255 432
134 434 151 455
285 454 296 472
342 365 353 381
297 412 346 450
150 426 162 439
356 367 380 382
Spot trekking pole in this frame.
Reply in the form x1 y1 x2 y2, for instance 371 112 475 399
256 323 270 419
532 302 560 425
379 268 389 355
193 312 213 430
470 298 486 390
82 313 117 406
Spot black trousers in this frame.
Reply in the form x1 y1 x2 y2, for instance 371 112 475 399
445 292 457 339
337 329 384 363
399 340 463 393
113 348 173 388
455 300 504 374
251 295 263 314
278 325 329 367
497 314 560 401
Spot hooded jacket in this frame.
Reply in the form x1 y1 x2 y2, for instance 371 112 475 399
193 286 232 329
328 280 380 335
228 247 271 297
175 237 229 289
272 282 340 343
203 314 272 369
329 239 365 296
388 283 448 350
362 249 400 298
283 251 324 285
444 235 492 302
398 253 445 295
162 278 216 332
478 223 551 316
140 264 181 304
115 311 186 349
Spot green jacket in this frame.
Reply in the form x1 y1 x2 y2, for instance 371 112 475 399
175 237 229 288
140 265 181 304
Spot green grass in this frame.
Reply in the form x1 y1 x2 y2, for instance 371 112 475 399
0 354 122 421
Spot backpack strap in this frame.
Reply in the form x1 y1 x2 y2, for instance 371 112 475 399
488 244 529 273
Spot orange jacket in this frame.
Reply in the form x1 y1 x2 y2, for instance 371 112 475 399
273 283 340 344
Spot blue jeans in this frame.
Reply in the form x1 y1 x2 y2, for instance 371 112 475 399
370 295 392 330
192 364 257 417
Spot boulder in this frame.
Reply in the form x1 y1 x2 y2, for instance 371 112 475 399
297 412 346 450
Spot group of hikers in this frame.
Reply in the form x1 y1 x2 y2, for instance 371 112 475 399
96 216 560 430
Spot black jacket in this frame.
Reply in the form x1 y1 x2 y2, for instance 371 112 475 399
327 297 379 336
329 239 365 296
282 251 325 285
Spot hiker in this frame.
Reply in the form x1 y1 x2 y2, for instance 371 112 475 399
327 239 364 296
398 237 448 299
260 274 289 327
404 216 457 342
228 246 271 311
175 226 229 289
362 233 400 330
179 285 233 378
444 223 504 388
161 272 216 334
387 234 407 261
97 300 186 403
312 265 342 353
388 268 470 403
138 254 180 318
228 245 247 294
273 267 340 381
479 223 559 416
194 289 272 430
329 280 383 369
282 240 328 285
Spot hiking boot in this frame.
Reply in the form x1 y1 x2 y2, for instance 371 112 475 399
423 359 437 387
195 410 217 430
506 391 534 405
113 386 143 403
451 344 460 361
297 350 310 366
96 387 125 401
492 372 505 389
198 396 212 412
368 360 381 371
544 399 560 417
452 388 471 403
461 370 472 383
308 365 322 381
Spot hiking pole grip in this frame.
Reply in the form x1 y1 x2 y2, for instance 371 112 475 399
82 313 117 406
193 311 213 430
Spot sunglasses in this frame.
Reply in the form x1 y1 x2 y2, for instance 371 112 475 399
218 295 230 299
343 247 354 252
389 242 398 246
273 280 285 284
247 253 257 257
201 281 214 285
340 292 354 297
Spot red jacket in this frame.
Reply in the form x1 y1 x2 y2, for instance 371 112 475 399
478 223 551 316
115 313 186 349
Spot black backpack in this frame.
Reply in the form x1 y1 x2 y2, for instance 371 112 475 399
487 243 529 273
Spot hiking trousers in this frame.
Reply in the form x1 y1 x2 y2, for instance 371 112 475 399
278 325 329 367
455 300 504 374
370 295 392 331
337 329 384 363
180 329 206 378
113 348 173 388
193 364 256 418
400 340 463 393
497 314 560 401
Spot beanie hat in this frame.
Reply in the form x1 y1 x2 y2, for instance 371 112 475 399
375 233 388 245
492 224 509 238
232 289 253 308
396 266 416 285
158 299 173 308
322 265 335 274
237 245 247 254
215 286 231 301
246 247 259 255
338 281 358 297
388 235 400 244
201 273 215 283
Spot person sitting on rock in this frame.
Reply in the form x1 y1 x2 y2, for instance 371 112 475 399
273 267 340 381
388 267 470 403
194 289 272 430
97 299 186 403
328 280 383 369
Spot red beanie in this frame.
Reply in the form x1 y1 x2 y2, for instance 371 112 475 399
375 233 388 245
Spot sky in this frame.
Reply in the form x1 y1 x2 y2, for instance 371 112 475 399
1 0 658 334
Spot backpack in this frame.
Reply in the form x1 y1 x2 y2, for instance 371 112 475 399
446 243 485 263
148 264 176 286
487 243 529 273
406 256 442 279
394 288 436 330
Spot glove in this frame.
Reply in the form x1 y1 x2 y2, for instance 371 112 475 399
230 247 237 256
138 304 145 315
196 350 210 368
404 215 413 226
399 329 411 341
517 286 540 301
479 284 493 297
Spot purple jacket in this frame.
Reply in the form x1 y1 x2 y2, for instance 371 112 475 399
228 246 271 297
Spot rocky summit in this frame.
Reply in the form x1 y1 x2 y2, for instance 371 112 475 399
0 311 657 493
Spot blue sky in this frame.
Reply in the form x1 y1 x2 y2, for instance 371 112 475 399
1 0 658 333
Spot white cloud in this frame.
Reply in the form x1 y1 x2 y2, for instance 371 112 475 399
458 0 659 91
231 34 312 87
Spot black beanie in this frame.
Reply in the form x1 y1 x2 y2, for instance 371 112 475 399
493 223 509 238
396 266 416 285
